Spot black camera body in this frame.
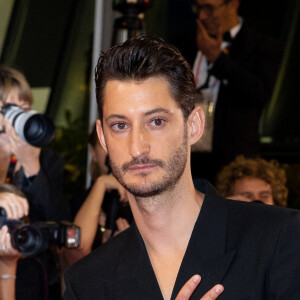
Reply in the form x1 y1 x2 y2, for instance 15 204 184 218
102 190 132 232
0 208 80 257
1 103 55 147
111 0 153 46
113 0 152 15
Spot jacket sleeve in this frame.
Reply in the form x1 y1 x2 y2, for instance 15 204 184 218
267 210 300 298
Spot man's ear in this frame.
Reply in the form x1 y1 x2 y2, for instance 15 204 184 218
187 106 205 146
96 119 108 153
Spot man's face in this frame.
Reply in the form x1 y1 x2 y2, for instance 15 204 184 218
98 77 189 198
195 0 235 36
233 177 274 205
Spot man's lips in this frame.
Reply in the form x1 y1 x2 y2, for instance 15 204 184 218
128 164 157 171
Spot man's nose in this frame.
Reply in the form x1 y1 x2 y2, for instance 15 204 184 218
129 127 150 158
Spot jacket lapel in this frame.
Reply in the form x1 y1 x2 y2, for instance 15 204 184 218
104 180 235 300
104 224 163 300
172 180 236 299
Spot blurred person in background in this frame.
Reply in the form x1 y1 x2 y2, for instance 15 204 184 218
63 124 131 267
0 65 70 222
0 184 30 300
0 66 70 299
173 0 283 182
216 155 288 206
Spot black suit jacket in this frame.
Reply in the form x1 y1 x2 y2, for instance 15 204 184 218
64 180 300 299
173 24 282 166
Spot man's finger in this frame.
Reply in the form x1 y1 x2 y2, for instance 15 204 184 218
201 284 224 299
196 20 210 38
196 20 205 35
175 275 201 300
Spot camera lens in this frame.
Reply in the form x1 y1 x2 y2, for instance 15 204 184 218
23 114 55 147
1 104 55 147
11 224 49 256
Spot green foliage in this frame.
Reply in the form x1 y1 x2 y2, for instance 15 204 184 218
49 110 88 199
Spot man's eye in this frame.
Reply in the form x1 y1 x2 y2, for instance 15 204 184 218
150 118 165 127
111 122 127 131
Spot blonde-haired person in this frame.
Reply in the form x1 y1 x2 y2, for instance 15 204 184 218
216 155 288 206
0 65 69 222
0 65 70 300
0 65 33 111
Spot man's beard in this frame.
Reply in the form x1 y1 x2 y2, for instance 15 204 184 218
109 131 188 198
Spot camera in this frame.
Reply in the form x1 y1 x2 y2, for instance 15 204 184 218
113 0 153 15
102 190 132 232
0 207 80 257
111 0 153 46
1 103 55 147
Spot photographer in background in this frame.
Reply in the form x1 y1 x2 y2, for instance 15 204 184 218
0 66 70 299
0 184 28 300
0 65 70 223
60 123 131 296
63 124 130 269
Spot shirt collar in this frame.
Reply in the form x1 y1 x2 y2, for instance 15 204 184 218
229 16 243 39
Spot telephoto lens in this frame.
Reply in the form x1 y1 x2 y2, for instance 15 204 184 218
1 103 55 147
0 207 81 256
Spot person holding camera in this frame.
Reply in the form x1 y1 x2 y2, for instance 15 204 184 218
0 65 70 222
0 225 19 300
0 184 28 300
64 124 130 269
0 66 70 299
0 181 79 300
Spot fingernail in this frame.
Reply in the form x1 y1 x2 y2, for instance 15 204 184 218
215 285 224 294
193 275 201 283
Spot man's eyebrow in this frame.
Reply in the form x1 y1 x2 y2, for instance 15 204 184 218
105 108 171 122
105 114 126 122
144 108 171 116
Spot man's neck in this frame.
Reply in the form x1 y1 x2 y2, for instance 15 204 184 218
127 174 204 300
128 174 204 254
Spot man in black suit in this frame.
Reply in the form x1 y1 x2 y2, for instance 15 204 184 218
64 36 300 300
174 0 283 182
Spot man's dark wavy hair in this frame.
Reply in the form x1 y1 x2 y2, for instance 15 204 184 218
95 35 196 121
